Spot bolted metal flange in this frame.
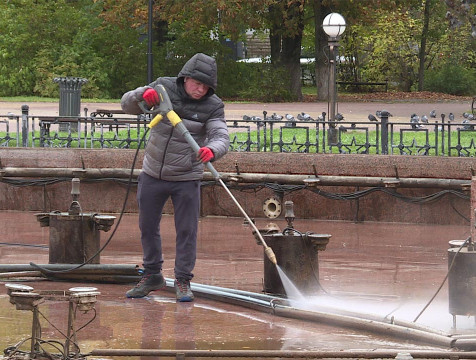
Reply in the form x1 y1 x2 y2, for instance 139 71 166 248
263 197 282 218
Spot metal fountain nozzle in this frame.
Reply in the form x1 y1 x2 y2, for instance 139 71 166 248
284 201 295 229
71 177 80 199
5 283 43 310
69 287 100 313
69 177 81 215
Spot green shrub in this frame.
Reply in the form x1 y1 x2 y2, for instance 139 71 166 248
234 63 295 102
424 64 476 96
215 60 250 98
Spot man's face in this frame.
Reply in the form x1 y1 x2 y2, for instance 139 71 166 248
184 77 209 100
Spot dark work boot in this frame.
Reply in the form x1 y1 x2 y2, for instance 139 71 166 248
126 273 166 298
174 278 194 302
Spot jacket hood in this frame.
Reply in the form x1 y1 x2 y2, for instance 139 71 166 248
177 53 217 95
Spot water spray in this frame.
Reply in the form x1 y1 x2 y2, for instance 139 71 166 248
144 85 277 266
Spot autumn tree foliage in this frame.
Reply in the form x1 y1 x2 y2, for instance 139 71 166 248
0 0 474 99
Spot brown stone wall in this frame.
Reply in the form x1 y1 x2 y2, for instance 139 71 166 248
0 148 474 225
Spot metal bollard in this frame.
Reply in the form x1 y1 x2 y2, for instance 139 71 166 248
21 104 29 147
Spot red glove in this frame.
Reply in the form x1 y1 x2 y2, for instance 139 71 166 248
142 88 160 107
197 147 214 163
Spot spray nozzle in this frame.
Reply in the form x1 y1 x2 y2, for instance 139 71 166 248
69 178 81 215
284 201 295 229
264 246 277 265
71 178 80 201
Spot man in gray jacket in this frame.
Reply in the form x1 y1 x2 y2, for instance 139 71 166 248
121 53 229 301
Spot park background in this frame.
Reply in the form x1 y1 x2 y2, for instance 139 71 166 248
0 0 475 104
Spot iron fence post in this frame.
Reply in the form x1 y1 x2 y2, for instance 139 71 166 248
21 105 29 147
441 113 445 156
260 111 267 152
380 111 389 155
39 121 45 148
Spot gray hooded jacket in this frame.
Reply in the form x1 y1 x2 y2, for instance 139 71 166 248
121 53 229 181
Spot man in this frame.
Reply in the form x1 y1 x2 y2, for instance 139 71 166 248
121 53 229 301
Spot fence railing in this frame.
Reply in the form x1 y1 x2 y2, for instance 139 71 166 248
1 106 475 157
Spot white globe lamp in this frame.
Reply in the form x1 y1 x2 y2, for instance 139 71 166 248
322 13 346 38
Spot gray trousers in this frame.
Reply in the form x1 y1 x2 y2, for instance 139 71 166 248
137 172 200 280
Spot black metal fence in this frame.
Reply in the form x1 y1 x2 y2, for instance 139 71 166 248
1 106 475 157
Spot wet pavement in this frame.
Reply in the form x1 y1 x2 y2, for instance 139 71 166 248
0 210 475 359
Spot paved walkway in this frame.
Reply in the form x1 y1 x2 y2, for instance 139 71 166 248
0 98 473 124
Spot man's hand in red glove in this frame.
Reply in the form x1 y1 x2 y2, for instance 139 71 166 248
197 147 214 163
142 88 160 107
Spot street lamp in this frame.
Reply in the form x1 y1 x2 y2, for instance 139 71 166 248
147 0 154 83
322 12 346 145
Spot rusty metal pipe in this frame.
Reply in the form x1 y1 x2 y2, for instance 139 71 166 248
1 167 471 190
161 280 473 350
186 281 283 303
45 274 141 283
389 317 450 337
90 348 476 358
184 282 462 349
0 271 43 278
269 298 450 337
165 279 275 312
453 339 476 351
1 167 141 178
272 305 455 349
215 173 470 190
0 264 140 275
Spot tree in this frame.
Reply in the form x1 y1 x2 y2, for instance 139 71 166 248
0 0 148 98
445 0 476 37
330 1 450 93
312 1 332 101
1 0 473 100
267 1 305 100
97 0 277 89
152 0 306 100
417 0 431 91
0 0 48 96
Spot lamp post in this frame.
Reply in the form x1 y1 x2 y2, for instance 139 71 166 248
147 0 154 83
322 12 346 145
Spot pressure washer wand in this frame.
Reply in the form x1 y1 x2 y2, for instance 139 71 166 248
215 177 277 266
177 121 277 266
146 88 277 266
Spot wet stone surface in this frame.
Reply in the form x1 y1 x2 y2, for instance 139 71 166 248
0 210 475 356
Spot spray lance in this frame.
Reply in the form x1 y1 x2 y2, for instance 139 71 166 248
140 84 277 266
